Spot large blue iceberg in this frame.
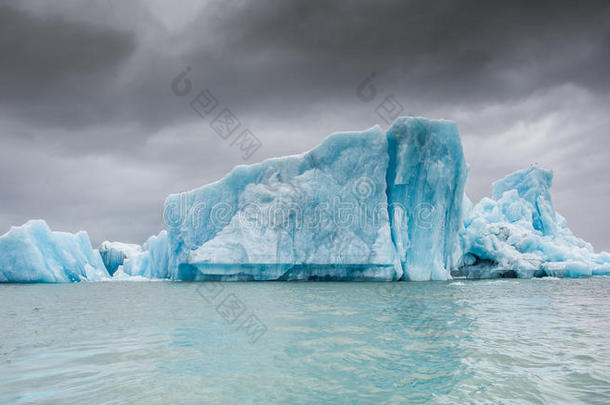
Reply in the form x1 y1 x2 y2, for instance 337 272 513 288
162 117 467 281
1 117 609 282
0 220 109 282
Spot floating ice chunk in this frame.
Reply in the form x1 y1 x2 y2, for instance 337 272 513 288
99 241 142 275
118 231 169 279
0 220 109 282
458 166 610 278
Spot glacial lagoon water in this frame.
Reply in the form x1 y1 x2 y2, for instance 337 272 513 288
1 278 609 404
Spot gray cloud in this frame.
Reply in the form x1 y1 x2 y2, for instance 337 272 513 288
177 0 610 108
0 3 138 128
0 0 609 251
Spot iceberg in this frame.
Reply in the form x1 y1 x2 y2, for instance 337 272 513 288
163 117 467 281
115 231 169 279
2 116 608 283
457 166 610 278
0 220 109 282
99 241 142 276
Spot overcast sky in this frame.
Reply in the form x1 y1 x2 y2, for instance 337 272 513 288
1 0 609 251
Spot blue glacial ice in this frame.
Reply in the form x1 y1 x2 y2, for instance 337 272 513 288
2 116 609 283
99 241 142 276
114 231 169 279
163 117 467 281
386 118 468 280
164 125 400 280
0 220 109 282
457 166 610 278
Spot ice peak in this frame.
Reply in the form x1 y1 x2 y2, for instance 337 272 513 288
493 166 553 204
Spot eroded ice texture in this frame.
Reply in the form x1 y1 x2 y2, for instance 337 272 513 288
99 241 142 276
458 167 610 278
0 220 109 282
165 125 400 280
115 231 169 279
386 119 468 280
164 117 466 281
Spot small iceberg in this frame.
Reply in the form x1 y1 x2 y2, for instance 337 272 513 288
457 167 610 278
0 220 109 282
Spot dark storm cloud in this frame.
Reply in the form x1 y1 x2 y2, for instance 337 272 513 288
2 0 608 133
0 0 609 250
0 5 133 87
0 3 138 128
178 0 610 111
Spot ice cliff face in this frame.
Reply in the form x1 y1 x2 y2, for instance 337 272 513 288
386 119 468 280
163 117 467 281
0 220 109 282
458 167 610 278
164 125 401 280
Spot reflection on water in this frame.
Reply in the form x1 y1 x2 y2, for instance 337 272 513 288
1 278 609 404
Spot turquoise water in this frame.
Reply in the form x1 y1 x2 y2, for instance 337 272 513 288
1 278 609 404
